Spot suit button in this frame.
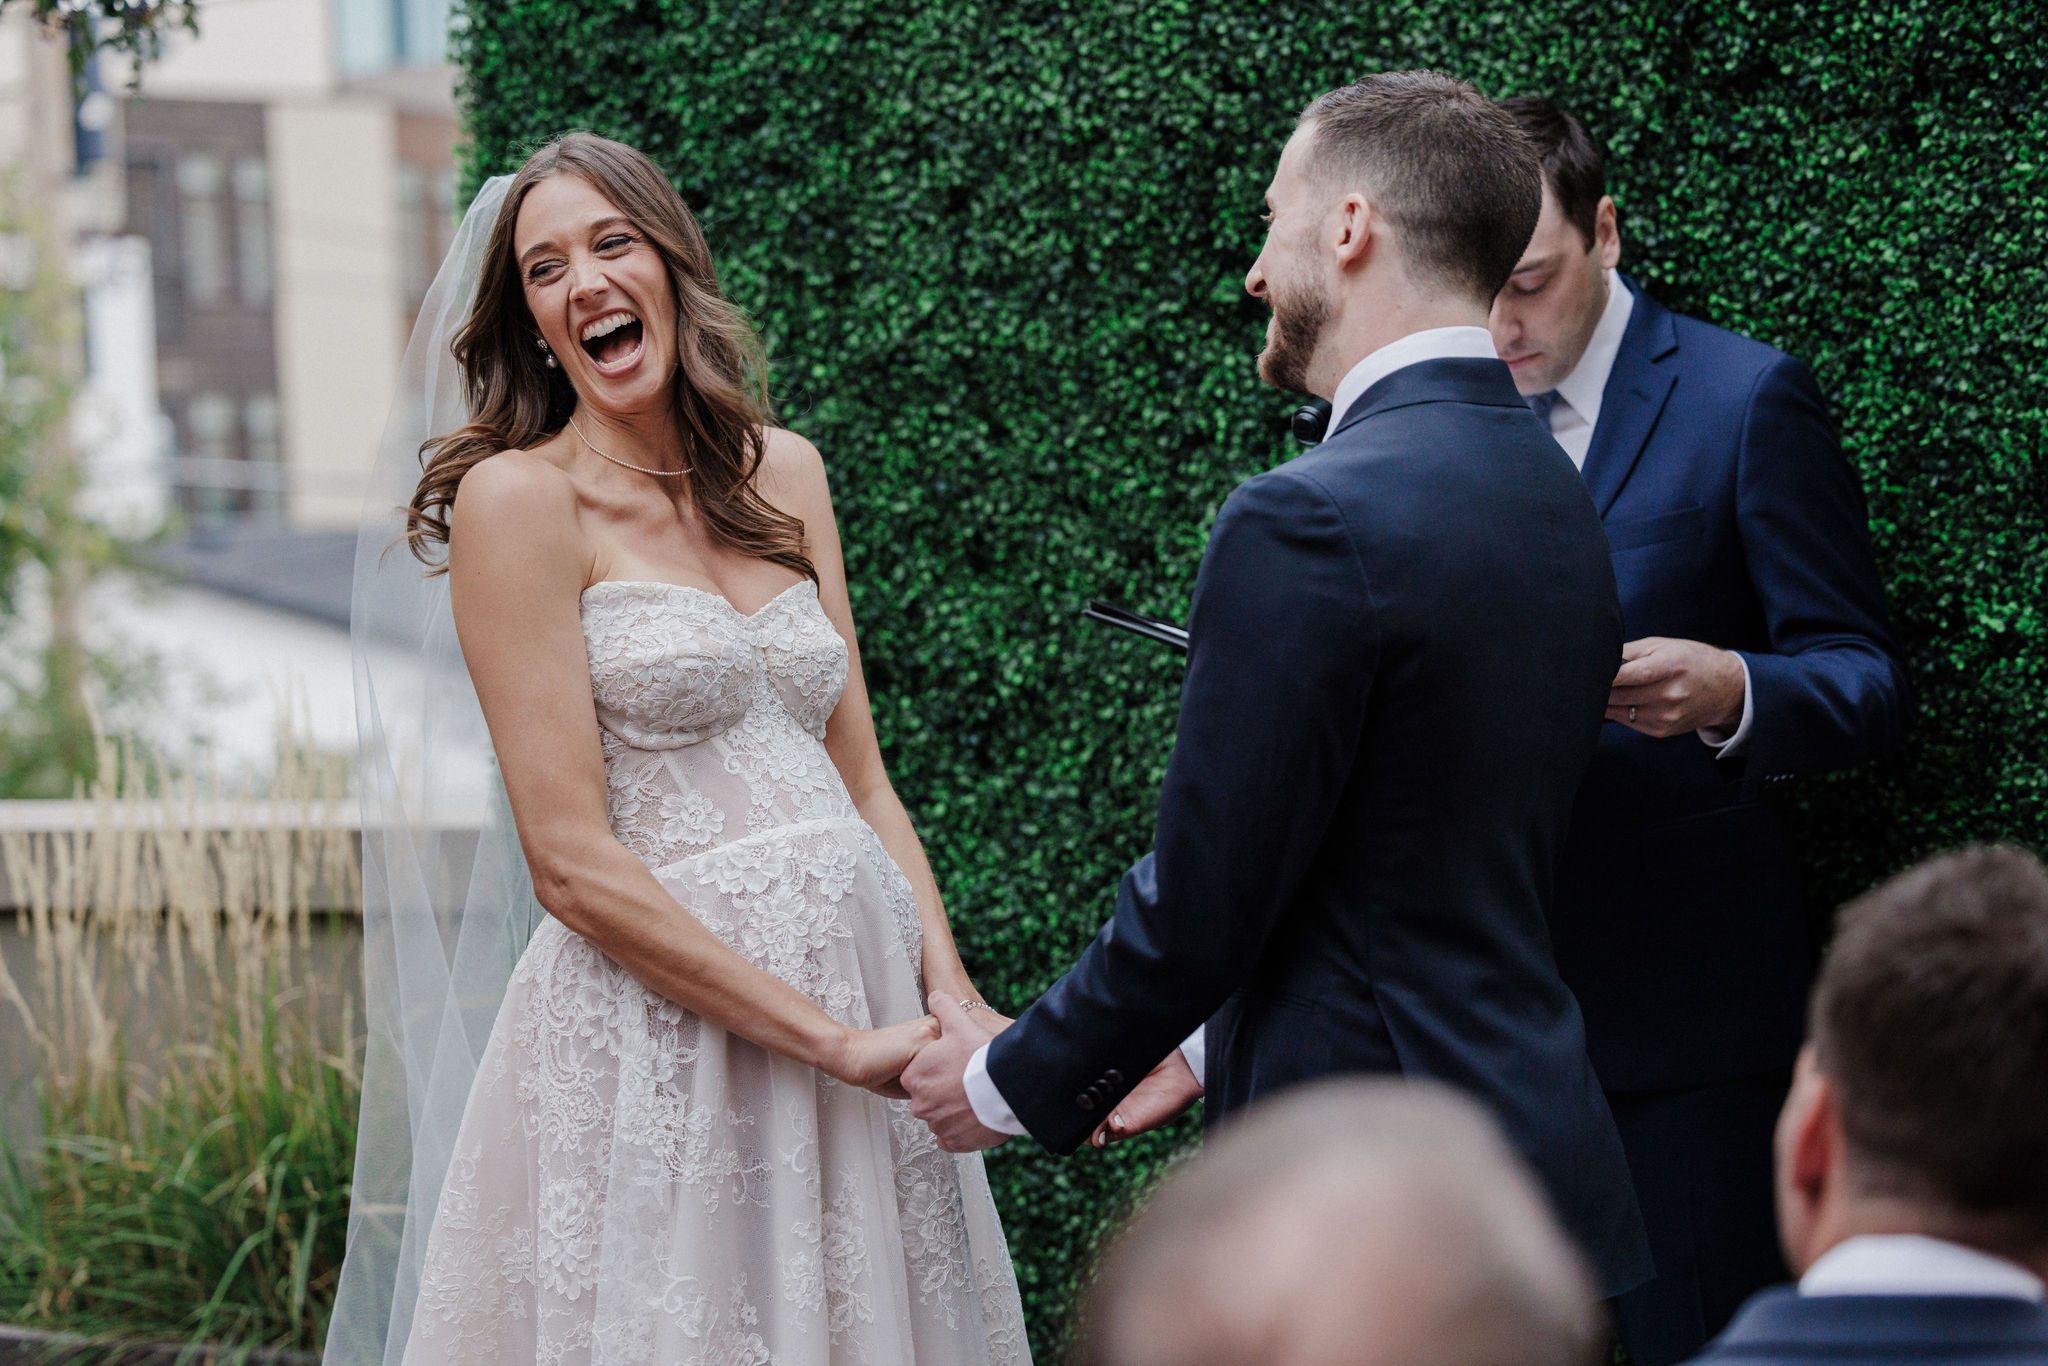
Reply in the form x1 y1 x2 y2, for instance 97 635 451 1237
1105 1069 1124 1086
1076 1093 1098 1112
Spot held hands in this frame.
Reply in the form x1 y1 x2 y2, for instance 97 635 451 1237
902 995 1011 1154
1089 1048 1203 1148
1607 637 1746 738
829 1014 940 1100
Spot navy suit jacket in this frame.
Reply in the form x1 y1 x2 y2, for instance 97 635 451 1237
1683 1288 2048 1364
987 357 1651 1297
1551 282 1909 1092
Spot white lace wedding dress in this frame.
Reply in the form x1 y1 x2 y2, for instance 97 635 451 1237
401 578 1031 1365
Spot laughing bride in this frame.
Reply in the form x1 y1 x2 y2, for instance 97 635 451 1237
328 132 1029 1366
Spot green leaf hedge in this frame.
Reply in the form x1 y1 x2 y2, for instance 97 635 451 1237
453 1 2046 1354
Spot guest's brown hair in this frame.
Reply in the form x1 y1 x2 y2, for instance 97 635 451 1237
1498 97 1608 248
1813 844 2048 1224
404 132 813 582
1299 72 1543 303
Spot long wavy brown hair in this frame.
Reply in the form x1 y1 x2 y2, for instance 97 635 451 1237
405 133 813 582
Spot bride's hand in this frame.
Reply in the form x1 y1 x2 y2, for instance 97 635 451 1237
829 1015 941 1099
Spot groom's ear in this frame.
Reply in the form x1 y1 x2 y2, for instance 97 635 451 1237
1593 194 1622 270
1333 194 1375 270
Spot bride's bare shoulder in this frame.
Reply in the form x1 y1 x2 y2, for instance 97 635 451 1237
761 425 824 474
448 448 583 567
756 426 830 517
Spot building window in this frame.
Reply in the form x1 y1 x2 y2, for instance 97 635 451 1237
336 0 449 76
128 154 183 338
398 163 459 307
175 154 227 307
243 392 280 464
233 157 271 309
244 392 282 515
183 390 240 519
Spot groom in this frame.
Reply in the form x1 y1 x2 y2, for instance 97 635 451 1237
905 70 1651 1296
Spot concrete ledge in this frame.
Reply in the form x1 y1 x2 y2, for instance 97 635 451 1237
0 799 482 912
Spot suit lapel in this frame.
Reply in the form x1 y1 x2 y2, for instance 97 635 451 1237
1581 280 1679 517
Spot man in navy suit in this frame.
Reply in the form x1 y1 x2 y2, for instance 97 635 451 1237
1682 845 2048 1365
904 70 1651 1299
1486 98 1911 1363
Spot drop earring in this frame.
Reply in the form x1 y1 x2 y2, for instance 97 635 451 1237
536 336 557 369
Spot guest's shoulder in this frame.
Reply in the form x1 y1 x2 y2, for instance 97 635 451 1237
1651 295 1806 392
1672 310 1788 366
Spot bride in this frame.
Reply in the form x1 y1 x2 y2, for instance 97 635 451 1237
327 132 1029 1365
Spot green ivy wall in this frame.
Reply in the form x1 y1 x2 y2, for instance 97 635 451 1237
453 1 2046 1353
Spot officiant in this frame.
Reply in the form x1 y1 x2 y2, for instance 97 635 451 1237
1486 98 1910 1365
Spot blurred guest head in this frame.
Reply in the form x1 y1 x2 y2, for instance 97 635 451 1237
1776 845 2048 1277
406 132 806 582
1488 98 1622 397
1076 1079 1604 1366
1246 71 1542 396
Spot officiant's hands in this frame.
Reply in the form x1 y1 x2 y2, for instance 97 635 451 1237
903 995 1011 1153
830 1014 941 1099
1089 1048 1203 1147
1606 637 1747 737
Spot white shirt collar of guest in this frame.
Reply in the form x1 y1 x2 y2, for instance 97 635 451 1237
1800 1234 2048 1300
1327 325 1498 432
1551 269 1635 431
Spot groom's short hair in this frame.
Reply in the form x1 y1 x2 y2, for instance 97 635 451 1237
1498 97 1609 248
1299 71 1543 305
1814 844 2048 1231
1075 1079 1602 1366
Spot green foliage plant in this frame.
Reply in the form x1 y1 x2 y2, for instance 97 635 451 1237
0 732 360 1357
0 0 197 89
0 183 144 799
453 1 2047 1354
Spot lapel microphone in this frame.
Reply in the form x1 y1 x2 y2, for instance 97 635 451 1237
1292 398 1334 445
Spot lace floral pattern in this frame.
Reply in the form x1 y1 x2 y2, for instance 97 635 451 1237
403 581 1029 1365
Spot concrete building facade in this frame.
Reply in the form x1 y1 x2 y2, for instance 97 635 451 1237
110 0 458 533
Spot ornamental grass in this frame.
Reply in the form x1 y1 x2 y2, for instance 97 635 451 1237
0 729 360 1359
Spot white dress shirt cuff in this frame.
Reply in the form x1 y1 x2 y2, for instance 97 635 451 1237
1700 653 1756 756
1179 1025 1206 1089
964 1043 1030 1136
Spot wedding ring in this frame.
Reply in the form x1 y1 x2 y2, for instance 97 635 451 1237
1628 705 1638 724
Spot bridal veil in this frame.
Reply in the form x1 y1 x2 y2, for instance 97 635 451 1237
326 174 532 1366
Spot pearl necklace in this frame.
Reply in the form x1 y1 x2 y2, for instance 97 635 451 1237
567 414 692 478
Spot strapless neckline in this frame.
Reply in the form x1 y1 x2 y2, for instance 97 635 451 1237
579 576 815 621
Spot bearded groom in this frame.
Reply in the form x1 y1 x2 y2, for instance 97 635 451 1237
905 71 1652 1298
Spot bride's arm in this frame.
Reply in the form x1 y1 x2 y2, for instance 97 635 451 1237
758 430 982 1009
447 449 934 1091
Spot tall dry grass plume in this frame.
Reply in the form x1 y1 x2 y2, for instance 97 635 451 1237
0 723 358 1101
0 722 364 1353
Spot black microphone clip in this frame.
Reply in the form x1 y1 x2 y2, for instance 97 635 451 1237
1291 398 1333 445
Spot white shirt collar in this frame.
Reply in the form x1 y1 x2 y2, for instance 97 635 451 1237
1327 326 1498 433
1800 1235 2047 1301
1551 269 1635 430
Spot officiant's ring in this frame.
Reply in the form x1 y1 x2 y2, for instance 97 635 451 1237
1627 706 1638 725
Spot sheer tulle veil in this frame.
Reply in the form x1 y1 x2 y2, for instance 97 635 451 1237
326 174 536 1366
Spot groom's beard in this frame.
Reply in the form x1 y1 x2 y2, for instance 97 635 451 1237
1258 270 1330 396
